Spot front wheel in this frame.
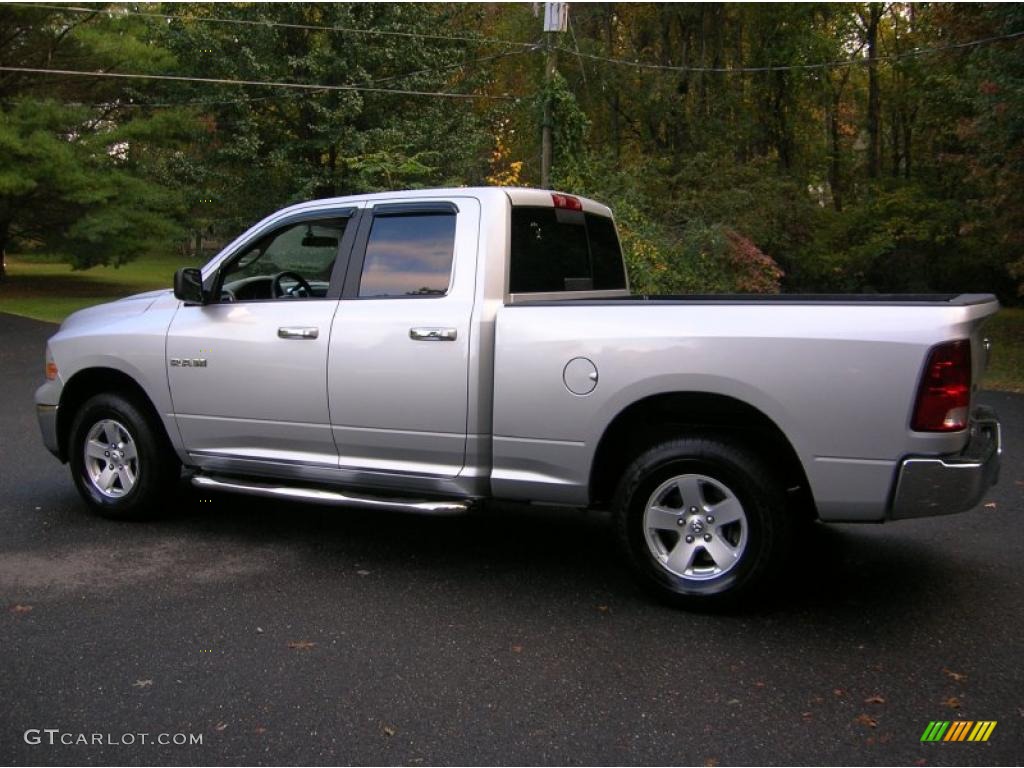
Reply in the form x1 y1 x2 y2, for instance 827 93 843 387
613 436 792 609
69 393 180 519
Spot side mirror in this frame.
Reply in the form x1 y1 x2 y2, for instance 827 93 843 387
173 267 207 304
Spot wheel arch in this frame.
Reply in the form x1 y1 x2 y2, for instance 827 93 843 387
57 367 174 462
588 391 816 519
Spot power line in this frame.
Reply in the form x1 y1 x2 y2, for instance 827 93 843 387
556 28 1024 74
12 45 538 110
13 3 536 50
0 65 521 100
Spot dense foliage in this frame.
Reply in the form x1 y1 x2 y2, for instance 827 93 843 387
1 3 1022 301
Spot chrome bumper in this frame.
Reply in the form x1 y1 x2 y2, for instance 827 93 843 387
890 406 1001 520
36 403 60 459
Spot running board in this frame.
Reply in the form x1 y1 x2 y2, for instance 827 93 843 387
191 475 472 516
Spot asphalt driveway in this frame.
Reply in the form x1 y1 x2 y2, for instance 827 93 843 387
0 312 1020 766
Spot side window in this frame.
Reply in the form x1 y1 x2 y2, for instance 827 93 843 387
219 218 346 302
358 213 456 298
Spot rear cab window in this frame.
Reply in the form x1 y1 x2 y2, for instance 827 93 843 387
509 205 627 295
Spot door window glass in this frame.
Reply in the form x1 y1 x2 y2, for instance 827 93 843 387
219 219 346 302
358 213 456 298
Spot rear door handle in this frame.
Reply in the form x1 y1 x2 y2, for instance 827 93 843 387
278 327 319 340
409 327 457 342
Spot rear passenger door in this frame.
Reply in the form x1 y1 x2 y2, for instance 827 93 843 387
327 198 479 478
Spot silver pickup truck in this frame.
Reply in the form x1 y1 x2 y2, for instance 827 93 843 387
35 187 1002 607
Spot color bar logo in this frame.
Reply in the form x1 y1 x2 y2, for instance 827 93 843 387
921 721 997 742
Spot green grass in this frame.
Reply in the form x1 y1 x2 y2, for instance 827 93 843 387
980 307 1024 393
2 255 1022 392
0 253 198 324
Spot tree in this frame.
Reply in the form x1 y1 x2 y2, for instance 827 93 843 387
0 5 198 277
150 2 496 245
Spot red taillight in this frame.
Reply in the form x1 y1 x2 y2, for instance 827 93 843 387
911 340 971 432
551 193 582 211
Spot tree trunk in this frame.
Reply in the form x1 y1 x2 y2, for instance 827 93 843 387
903 117 913 179
775 72 792 170
866 2 883 179
828 90 843 211
605 9 620 163
0 221 8 283
890 109 901 177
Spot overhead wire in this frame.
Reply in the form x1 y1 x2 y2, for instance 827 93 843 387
0 65 521 100
11 3 535 49
554 28 1024 74
2 44 539 110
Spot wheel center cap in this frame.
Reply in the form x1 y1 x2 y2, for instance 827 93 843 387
690 518 705 534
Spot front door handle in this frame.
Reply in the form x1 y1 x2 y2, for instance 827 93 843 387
409 327 457 342
278 327 319 340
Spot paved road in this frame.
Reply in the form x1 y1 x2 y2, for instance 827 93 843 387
0 312 1020 766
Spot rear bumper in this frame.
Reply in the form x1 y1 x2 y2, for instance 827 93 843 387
889 406 1001 520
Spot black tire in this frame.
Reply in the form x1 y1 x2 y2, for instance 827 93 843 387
68 392 181 520
612 435 792 609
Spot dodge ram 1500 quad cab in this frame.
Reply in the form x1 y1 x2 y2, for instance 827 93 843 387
36 187 1002 607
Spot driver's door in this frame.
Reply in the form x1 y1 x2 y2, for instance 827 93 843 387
166 209 358 474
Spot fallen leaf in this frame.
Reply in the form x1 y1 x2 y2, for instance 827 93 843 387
801 711 813 720
254 726 267 735
942 696 962 709
9 604 32 614
288 640 316 650
382 724 396 737
704 759 718 767
597 605 609 613
983 502 997 509
833 688 846 697
754 681 766 688
913 759 927 767
511 644 523 653
942 668 968 683
855 714 878 728
214 722 228 732
132 679 153 688
865 694 886 704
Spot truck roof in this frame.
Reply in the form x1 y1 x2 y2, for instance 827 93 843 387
264 187 613 220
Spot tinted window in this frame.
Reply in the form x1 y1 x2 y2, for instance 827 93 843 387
509 207 626 293
220 218 345 302
359 213 456 298
587 213 628 290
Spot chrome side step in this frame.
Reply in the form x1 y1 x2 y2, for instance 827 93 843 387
191 474 472 516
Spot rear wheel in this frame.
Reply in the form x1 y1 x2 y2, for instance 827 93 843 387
613 435 792 609
69 393 180 519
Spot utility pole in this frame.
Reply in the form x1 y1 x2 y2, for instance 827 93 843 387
541 2 567 189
